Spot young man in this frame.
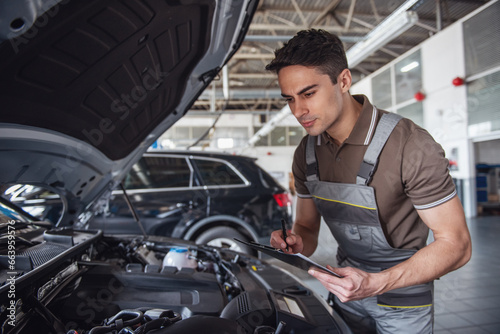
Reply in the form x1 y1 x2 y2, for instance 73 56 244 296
267 29 471 333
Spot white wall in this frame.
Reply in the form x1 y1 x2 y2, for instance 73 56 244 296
420 23 471 180
350 75 372 100
349 3 500 217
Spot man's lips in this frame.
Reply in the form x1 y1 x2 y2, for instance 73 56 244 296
301 119 316 128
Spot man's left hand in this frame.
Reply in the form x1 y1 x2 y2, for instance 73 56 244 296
308 266 381 302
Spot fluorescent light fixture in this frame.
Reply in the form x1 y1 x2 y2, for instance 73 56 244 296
347 10 419 68
400 61 419 72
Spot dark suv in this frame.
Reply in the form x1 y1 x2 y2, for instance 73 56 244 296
5 150 292 254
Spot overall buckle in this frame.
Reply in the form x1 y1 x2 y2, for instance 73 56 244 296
357 160 376 184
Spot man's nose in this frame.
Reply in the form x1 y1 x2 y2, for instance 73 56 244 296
291 99 307 118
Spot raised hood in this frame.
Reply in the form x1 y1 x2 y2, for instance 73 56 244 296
0 0 258 226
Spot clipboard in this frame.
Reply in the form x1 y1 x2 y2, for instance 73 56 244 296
234 238 342 278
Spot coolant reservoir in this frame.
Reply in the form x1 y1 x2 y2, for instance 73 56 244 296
163 247 197 270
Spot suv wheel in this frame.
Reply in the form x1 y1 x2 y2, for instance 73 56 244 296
195 226 254 255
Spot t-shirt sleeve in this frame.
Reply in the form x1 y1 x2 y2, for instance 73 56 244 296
402 128 456 209
292 136 312 198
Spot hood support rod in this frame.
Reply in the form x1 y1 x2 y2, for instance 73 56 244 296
120 182 147 238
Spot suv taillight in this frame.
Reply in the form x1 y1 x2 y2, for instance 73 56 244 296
273 193 291 208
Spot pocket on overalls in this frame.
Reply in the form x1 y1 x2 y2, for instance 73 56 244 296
376 291 432 309
329 223 374 257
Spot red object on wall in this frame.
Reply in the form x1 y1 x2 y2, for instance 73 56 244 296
414 91 425 101
452 77 465 86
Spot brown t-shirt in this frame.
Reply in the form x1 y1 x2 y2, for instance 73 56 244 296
292 95 456 250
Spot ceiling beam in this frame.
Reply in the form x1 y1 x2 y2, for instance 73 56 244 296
248 23 369 33
225 73 277 79
312 0 342 26
243 34 364 43
232 53 275 60
344 0 357 31
290 0 309 28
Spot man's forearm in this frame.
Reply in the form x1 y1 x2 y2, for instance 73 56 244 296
373 225 471 295
292 197 322 257
293 222 319 257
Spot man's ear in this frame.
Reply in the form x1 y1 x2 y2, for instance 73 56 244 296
338 68 352 93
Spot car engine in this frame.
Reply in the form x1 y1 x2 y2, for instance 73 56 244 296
0 222 350 334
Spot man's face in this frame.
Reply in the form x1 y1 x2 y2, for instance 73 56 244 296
278 65 348 137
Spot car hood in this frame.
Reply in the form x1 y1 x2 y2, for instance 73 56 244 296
0 0 258 226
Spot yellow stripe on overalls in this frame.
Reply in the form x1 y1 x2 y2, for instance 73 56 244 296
377 304 433 309
312 195 377 210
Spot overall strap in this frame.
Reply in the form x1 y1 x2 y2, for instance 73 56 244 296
305 135 319 182
356 113 402 186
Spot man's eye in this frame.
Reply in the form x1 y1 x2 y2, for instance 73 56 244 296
305 92 314 97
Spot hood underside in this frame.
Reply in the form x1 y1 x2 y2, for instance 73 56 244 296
0 0 258 226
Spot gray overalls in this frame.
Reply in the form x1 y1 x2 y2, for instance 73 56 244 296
305 112 433 334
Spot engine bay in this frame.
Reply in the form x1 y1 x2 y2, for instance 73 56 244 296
0 220 350 334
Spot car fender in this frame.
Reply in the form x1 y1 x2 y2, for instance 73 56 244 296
183 214 260 243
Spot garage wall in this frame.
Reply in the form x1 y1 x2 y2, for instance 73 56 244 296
350 3 500 217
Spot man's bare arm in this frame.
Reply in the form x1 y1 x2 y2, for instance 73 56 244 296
308 196 472 301
377 195 472 291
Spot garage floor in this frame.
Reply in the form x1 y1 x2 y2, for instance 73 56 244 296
266 216 500 333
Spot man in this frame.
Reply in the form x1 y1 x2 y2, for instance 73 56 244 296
267 29 471 333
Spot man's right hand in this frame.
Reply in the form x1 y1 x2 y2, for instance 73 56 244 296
270 229 304 254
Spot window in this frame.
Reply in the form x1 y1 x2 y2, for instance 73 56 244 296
271 127 287 146
288 126 305 146
253 126 305 146
397 102 424 128
193 159 245 186
125 156 191 189
213 127 248 149
253 126 269 146
395 50 422 104
463 1 500 76
467 71 500 136
372 68 392 109
159 127 210 149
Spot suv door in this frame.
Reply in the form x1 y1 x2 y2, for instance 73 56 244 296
89 155 208 235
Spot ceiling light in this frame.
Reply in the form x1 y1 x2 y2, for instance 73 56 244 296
400 61 419 72
347 10 419 68
217 138 234 149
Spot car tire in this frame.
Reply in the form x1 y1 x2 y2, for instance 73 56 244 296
195 226 255 256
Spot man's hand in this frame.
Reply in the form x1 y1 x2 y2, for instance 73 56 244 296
308 265 382 302
270 229 304 254
270 197 321 257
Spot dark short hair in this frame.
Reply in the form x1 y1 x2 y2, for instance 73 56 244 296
265 29 348 84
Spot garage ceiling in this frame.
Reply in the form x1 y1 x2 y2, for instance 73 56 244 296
192 0 490 115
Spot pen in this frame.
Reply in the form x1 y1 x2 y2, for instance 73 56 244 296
281 219 289 251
